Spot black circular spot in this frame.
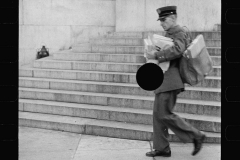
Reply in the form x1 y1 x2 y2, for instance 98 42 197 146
136 63 164 91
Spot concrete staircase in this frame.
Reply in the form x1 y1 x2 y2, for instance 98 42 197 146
19 25 221 143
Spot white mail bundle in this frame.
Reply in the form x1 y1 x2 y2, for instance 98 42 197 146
143 34 174 72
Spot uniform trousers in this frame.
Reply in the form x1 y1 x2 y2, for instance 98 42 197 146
153 89 203 151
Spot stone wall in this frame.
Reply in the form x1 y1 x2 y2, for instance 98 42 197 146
19 0 221 66
116 0 221 32
19 0 116 66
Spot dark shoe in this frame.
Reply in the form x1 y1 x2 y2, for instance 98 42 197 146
146 150 171 157
192 134 206 156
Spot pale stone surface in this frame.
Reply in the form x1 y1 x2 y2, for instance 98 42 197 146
19 126 81 160
116 0 221 32
23 103 51 114
22 0 115 26
91 38 143 46
19 0 23 25
109 32 143 38
19 69 33 77
73 135 220 160
20 98 220 132
150 142 220 160
19 26 114 66
36 70 77 80
71 44 92 52
19 127 220 160
19 0 115 66
19 47 60 67
19 48 37 67
32 59 219 78
19 0 221 66
19 102 24 111
19 111 220 143
19 90 36 99
19 26 71 49
213 24 221 31
116 0 145 32
32 91 107 106
73 135 151 160
19 79 50 89
19 84 220 116
34 60 72 70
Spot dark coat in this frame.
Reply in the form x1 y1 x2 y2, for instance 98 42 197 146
154 25 188 94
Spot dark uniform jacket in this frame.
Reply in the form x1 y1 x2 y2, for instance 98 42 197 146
154 25 188 94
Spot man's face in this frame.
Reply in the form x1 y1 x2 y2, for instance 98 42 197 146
160 16 175 31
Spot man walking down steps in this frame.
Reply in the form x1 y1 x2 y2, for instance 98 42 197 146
145 6 206 158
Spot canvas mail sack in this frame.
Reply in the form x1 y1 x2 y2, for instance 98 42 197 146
179 33 213 86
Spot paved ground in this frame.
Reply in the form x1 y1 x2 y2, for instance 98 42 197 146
19 126 221 160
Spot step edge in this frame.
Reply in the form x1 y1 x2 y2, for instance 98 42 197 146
19 77 221 92
19 88 221 106
19 111 221 137
19 67 221 78
34 59 222 68
19 99 221 122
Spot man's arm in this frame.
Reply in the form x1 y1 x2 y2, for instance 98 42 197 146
154 32 187 63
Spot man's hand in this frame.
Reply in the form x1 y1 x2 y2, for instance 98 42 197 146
155 46 161 51
146 50 157 59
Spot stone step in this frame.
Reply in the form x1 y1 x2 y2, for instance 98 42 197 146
19 87 221 117
89 38 220 47
19 111 221 143
205 39 221 47
107 31 221 39
186 31 221 40
33 58 221 76
19 99 221 133
71 45 221 56
178 87 220 102
53 51 146 63
53 52 221 66
186 76 221 88
20 68 221 88
20 67 137 84
19 77 221 101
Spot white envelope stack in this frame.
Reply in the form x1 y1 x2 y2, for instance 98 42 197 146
144 34 174 72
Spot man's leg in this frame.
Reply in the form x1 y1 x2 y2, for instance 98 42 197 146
160 89 206 156
147 89 205 157
161 89 204 143
146 92 172 157
152 92 171 151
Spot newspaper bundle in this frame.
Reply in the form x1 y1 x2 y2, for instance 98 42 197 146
144 34 174 72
